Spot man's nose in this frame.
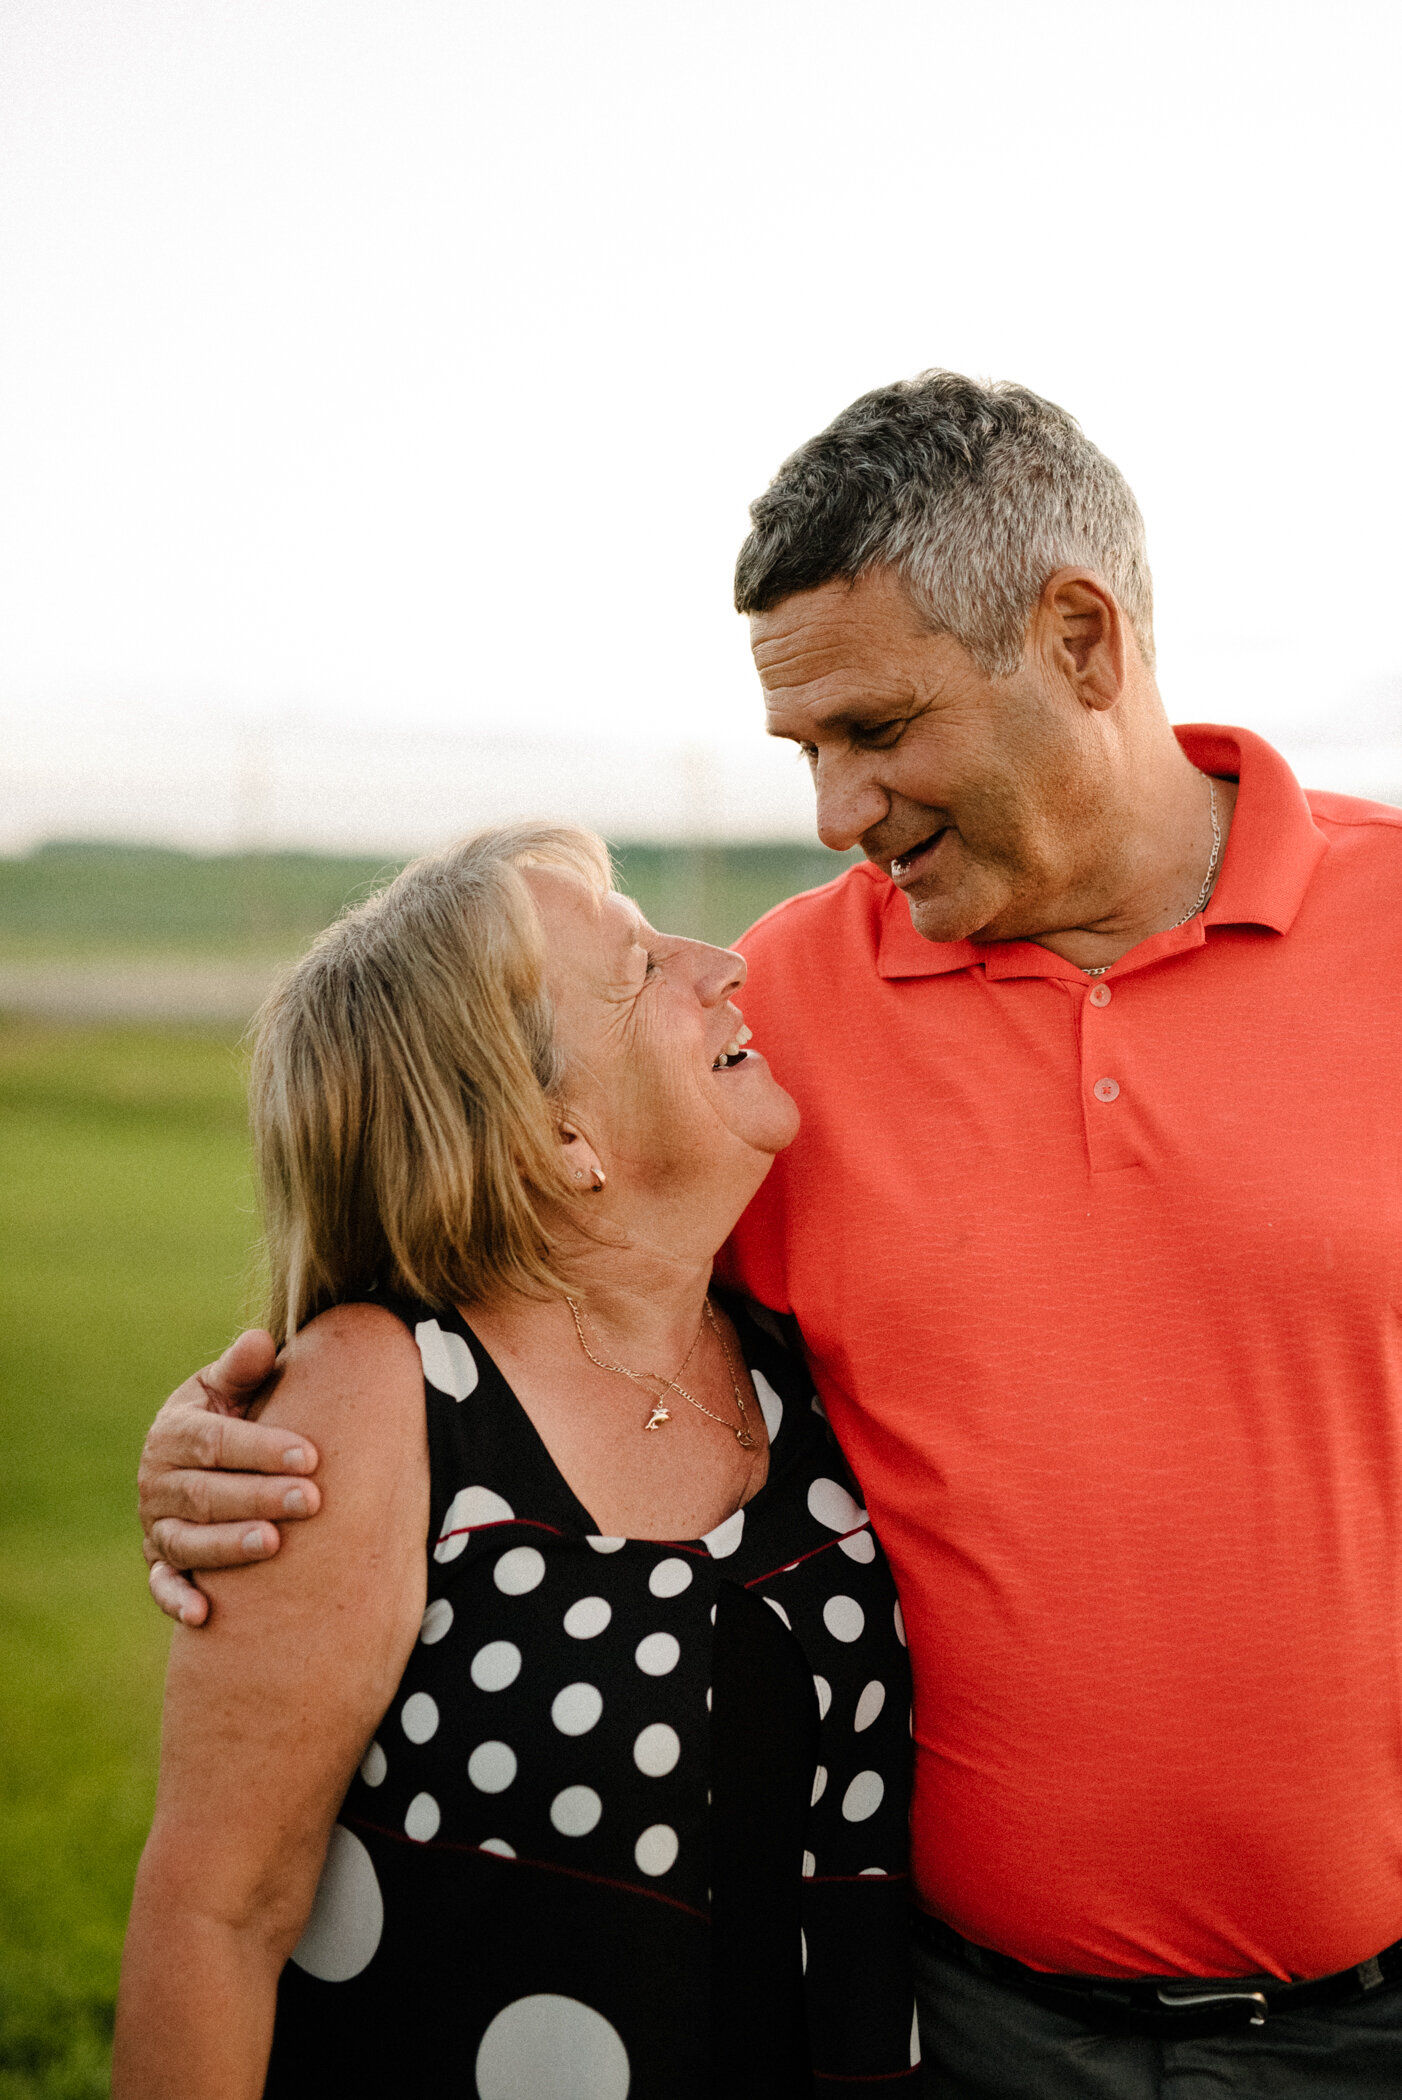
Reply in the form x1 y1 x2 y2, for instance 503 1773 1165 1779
814 756 889 854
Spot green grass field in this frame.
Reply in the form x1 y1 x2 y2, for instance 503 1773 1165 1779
0 1020 258 2098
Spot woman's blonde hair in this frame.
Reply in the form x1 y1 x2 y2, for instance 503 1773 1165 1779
249 822 612 1341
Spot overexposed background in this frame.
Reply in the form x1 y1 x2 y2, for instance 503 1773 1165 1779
2 0 1399 853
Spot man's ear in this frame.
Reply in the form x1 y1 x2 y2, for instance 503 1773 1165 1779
1035 569 1126 712
558 1123 607 1192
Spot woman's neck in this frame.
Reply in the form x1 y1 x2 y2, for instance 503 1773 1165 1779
469 1232 717 1375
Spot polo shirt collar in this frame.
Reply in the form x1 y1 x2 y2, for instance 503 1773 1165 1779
875 723 1329 982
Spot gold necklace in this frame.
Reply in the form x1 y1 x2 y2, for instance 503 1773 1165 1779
1084 778 1222 977
565 1296 757 1449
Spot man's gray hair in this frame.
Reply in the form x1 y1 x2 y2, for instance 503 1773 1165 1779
734 370 1155 676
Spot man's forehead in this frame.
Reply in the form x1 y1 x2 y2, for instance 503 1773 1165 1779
750 573 934 689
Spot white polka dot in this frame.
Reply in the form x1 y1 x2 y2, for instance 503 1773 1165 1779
414 1319 479 1400
801 1850 816 1878
648 1556 694 1598
810 1393 827 1418
475 1994 630 2100
635 1631 680 1676
470 1640 522 1692
434 1484 515 1564
705 1685 712 1711
479 1837 515 1858
854 1680 886 1732
823 1594 865 1643
401 1691 439 1744
894 1597 907 1647
418 1598 454 1645
468 1740 518 1794
291 1824 383 1981
586 1534 626 1554
550 1785 602 1837
634 1823 679 1876
494 1545 546 1595
839 1528 877 1564
842 1770 885 1822
807 1476 867 1533
702 1506 745 1558
911 2004 922 2067
751 1368 784 1440
813 1675 832 1720
810 1765 827 1806
404 1791 440 1841
552 1682 604 1736
801 1926 808 1974
859 1867 888 1876
633 1723 681 1777
359 1741 386 1787
765 1597 792 1629
563 1595 612 1640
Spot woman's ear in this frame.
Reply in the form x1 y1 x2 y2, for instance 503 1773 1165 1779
558 1124 607 1193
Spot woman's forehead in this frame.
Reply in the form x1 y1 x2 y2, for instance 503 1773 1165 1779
527 867 646 969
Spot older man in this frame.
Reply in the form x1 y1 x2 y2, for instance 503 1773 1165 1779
141 373 1402 2096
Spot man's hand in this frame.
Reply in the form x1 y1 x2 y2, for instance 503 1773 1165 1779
139 1331 322 1627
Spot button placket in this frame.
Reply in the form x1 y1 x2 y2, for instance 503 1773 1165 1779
1079 979 1139 1172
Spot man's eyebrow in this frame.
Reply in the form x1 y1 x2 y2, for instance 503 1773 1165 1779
765 690 923 739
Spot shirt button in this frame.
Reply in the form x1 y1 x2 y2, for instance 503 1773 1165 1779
1093 1077 1120 1103
1089 984 1112 1007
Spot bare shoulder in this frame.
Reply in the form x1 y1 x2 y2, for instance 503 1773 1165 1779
251 1302 425 1459
194 1303 428 1628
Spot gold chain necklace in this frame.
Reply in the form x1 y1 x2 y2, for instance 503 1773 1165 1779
565 1295 757 1449
1084 777 1222 977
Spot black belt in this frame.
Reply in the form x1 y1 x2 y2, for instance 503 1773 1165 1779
915 1911 1402 2040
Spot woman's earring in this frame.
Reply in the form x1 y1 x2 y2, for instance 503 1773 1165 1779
572 1169 585 1181
590 1166 607 1192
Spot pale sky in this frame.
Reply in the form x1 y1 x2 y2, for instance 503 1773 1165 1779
2 0 1399 850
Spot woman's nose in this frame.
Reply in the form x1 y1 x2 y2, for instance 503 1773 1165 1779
695 943 746 1004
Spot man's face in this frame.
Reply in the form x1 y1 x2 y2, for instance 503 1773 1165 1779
752 566 1098 946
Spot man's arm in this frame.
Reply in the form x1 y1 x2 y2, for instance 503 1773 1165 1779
138 1330 323 1625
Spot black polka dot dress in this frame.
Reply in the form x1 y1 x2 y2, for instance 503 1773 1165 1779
264 1293 918 2098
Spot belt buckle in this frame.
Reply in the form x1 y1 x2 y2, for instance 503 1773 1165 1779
1154 1984 1269 2027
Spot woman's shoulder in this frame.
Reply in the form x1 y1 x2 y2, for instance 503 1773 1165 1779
252 1302 426 1454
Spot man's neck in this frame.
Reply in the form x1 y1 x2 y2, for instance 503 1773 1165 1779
1031 747 1239 976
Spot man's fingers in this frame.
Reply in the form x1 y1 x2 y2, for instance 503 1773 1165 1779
146 1517 284 1572
200 1328 280 1409
147 1559 209 1626
141 1468 323 1527
142 1405 319 1483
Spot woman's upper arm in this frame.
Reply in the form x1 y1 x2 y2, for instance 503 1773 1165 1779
143 1304 429 1947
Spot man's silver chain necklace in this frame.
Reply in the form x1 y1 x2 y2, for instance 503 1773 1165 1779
1083 778 1222 977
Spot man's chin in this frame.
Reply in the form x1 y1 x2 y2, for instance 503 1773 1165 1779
902 888 993 946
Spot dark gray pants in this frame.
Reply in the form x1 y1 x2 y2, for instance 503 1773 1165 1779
912 1916 1402 2098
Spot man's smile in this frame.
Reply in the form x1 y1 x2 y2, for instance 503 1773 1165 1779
887 827 953 888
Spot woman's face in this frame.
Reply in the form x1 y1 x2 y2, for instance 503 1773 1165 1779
526 869 799 1213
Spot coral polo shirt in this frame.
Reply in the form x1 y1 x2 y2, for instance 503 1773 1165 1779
721 725 1402 1980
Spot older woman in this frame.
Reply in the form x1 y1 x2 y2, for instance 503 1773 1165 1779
115 824 916 2100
